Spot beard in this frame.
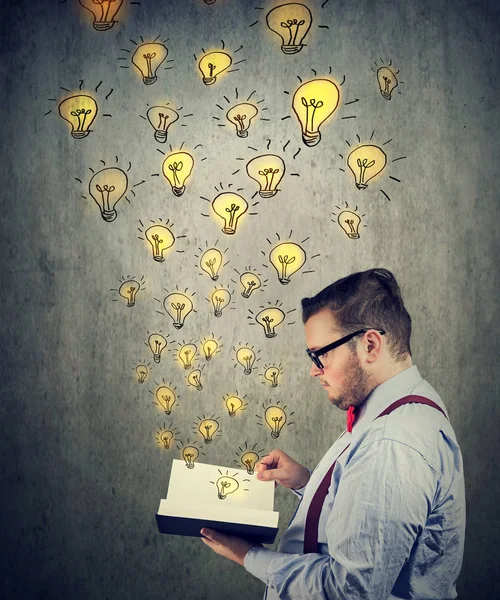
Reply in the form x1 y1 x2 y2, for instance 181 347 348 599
327 349 373 411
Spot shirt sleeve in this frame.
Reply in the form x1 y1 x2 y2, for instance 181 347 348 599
290 468 312 499
244 439 438 599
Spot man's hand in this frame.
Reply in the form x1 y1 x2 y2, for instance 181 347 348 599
255 449 310 490
200 528 261 566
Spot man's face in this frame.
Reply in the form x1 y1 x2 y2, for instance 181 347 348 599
304 309 372 410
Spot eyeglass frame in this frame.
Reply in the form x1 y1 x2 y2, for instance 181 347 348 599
306 329 386 369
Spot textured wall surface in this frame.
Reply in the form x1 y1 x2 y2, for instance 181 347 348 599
1 0 499 598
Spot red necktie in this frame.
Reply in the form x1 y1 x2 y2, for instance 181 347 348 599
346 405 356 432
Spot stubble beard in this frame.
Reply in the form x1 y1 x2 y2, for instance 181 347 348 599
327 349 372 411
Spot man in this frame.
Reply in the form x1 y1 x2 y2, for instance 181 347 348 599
201 268 466 599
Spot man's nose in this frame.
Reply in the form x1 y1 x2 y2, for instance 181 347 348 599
309 362 322 377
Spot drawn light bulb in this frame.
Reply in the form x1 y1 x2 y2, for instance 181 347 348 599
160 429 174 449
198 418 219 443
338 210 361 239
136 364 148 384
188 369 203 391
164 293 193 329
179 344 197 370
162 152 194 197
211 289 231 317
118 279 140 307
145 225 175 262
241 451 259 475
225 395 244 417
347 145 387 190
198 51 232 85
240 271 262 298
269 242 306 285
266 3 313 55
226 103 259 138
236 347 256 375
148 334 167 363
58 94 98 139
89 168 128 222
265 366 280 387
212 193 248 235
132 43 168 85
292 79 340 147
265 406 287 438
255 307 285 338
246 155 286 198
147 106 179 143
203 339 219 361
200 248 223 281
216 476 239 499
204 0 216 4
377 67 398 100
156 386 176 415
79 0 124 31
182 445 199 468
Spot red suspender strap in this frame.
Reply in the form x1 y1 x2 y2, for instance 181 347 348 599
303 395 448 554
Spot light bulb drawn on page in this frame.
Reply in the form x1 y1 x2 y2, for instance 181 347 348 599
195 240 229 282
207 286 234 318
260 363 284 388
332 202 367 240
371 59 403 100
111 275 146 307
266 3 313 55
138 218 186 263
233 344 260 375
176 341 198 370
257 399 295 439
118 36 174 85
213 88 268 138
151 381 179 416
78 0 124 31
145 331 169 364
248 300 296 339
156 423 180 450
235 443 265 475
187 368 204 391
246 154 285 198
133 359 152 384
223 391 248 417
201 334 223 361
193 415 222 444
156 287 196 330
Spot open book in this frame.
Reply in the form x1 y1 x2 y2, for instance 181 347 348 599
156 459 280 544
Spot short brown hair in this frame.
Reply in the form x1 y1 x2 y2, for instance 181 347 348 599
301 268 412 361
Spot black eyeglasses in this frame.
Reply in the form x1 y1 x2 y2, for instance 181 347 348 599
306 329 385 369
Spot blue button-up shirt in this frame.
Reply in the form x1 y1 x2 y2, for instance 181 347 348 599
244 366 466 599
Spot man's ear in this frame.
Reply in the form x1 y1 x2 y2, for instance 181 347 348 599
364 330 384 363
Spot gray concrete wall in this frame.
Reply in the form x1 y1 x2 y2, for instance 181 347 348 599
1 0 499 598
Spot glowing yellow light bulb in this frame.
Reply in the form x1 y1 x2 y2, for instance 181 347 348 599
236 347 256 375
269 242 306 284
118 279 140 307
347 145 387 189
266 3 313 55
160 429 174 449
200 248 223 281
136 364 148 384
216 476 239 499
88 167 128 222
148 334 167 363
132 43 168 85
211 289 231 317
212 192 248 235
147 106 179 143
182 445 199 469
226 103 259 138
162 152 194 197
79 0 124 31
246 155 286 198
377 67 398 100
240 271 262 298
338 210 361 239
241 451 259 475
164 293 193 329
225 395 244 417
202 339 219 361
179 344 197 370
155 386 176 415
292 79 340 146
58 94 98 139
188 369 203 391
265 366 280 387
144 225 175 262
255 307 285 338
198 51 232 85
198 418 219 443
265 405 287 438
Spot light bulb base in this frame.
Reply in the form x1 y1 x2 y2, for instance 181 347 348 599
205 355 212 361
278 277 291 285
204 438 212 444
173 322 183 329
242 291 251 298
93 21 115 32
143 76 157 85
214 310 222 318
380 91 392 100
71 130 90 140
347 233 360 239
204 0 217 4
247 468 255 475
222 227 236 235
164 410 171 415
237 130 248 138
153 255 165 262
265 332 277 338
184 364 191 370
163 442 170 449
196 385 203 391
218 493 226 499
203 77 216 85
126 301 135 307
259 190 277 198
155 130 167 143
303 130 321 147
186 463 195 469
244 369 252 375
211 275 219 281
271 431 280 439
281 44 303 55
101 209 117 223
138 379 145 384
271 382 278 388
228 411 236 417
172 185 185 197
153 354 160 363
355 183 368 190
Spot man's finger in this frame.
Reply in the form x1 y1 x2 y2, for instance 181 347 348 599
257 468 281 481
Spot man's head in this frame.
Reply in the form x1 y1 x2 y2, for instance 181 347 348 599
301 268 412 410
